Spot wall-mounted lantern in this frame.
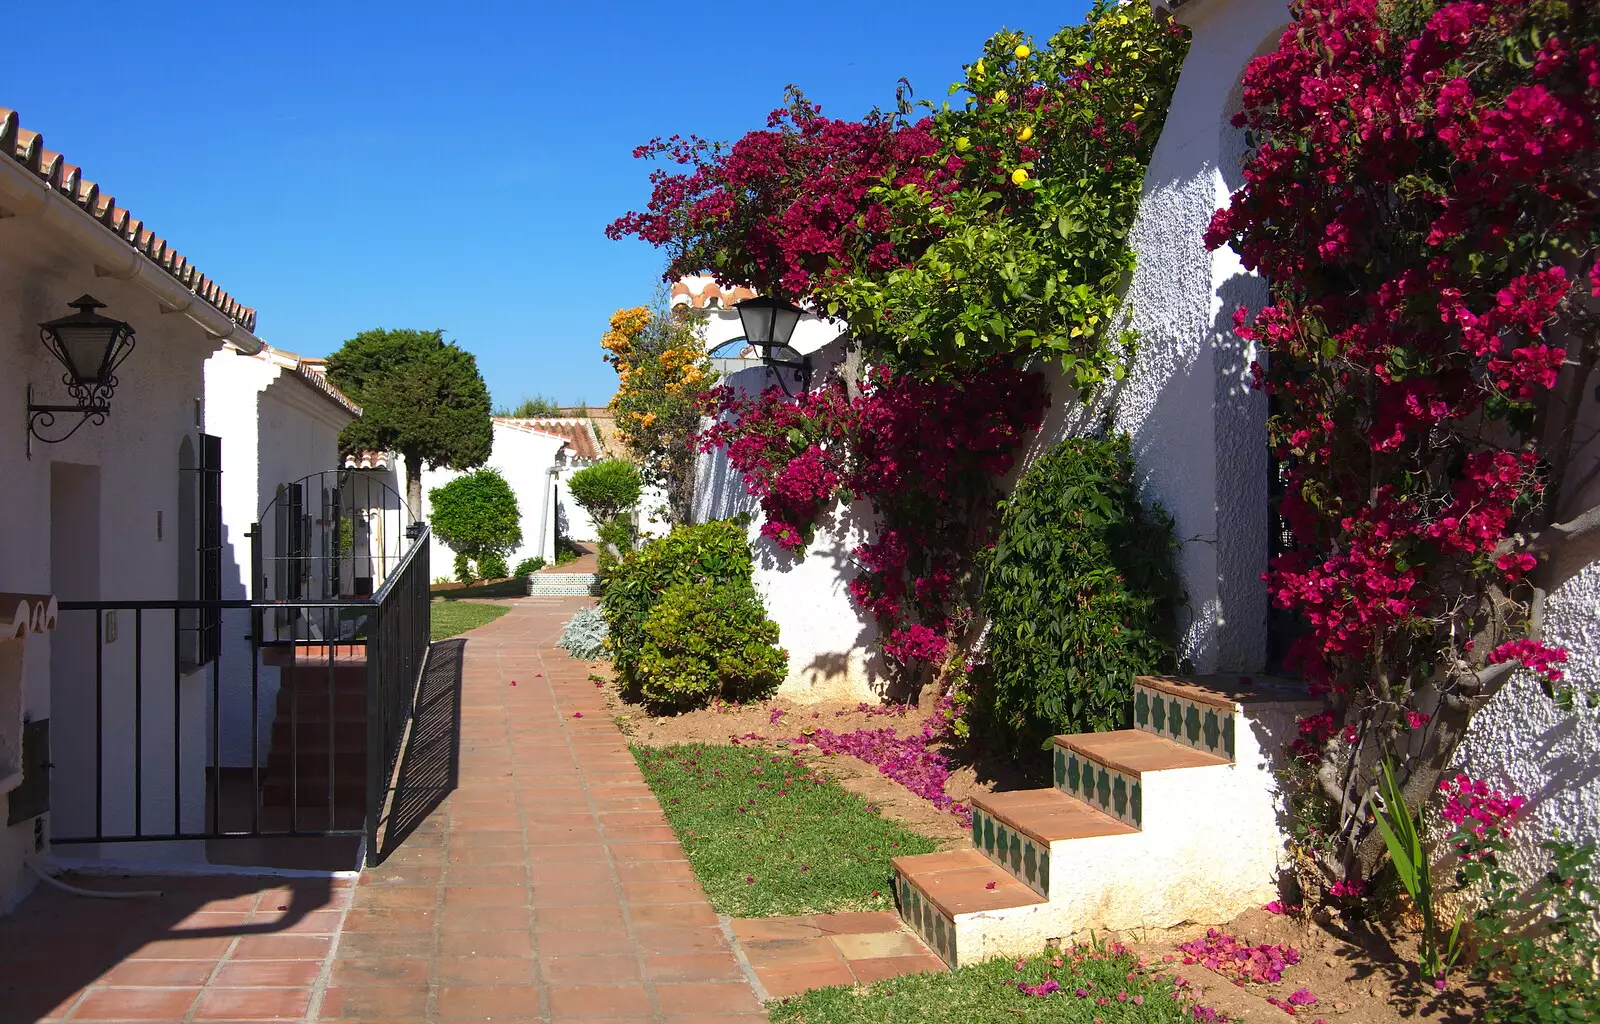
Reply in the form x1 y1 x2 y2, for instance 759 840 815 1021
26 295 137 458
734 295 811 396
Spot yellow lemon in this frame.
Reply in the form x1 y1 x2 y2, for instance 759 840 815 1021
993 89 1008 104
1017 125 1033 142
1011 168 1029 185
955 136 971 151
1015 44 1030 59
974 59 986 78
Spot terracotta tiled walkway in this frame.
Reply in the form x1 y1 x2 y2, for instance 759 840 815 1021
322 596 765 1023
1 598 767 1023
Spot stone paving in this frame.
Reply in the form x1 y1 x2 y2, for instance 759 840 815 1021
732 912 944 998
1 595 947 1022
1 597 766 1023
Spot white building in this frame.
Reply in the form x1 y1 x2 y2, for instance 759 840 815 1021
201 343 374 774
416 416 603 576
0 106 268 911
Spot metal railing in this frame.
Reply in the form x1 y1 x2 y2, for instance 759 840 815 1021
52 528 431 866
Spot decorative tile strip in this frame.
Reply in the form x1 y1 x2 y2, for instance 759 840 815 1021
971 807 1050 898
1054 744 1142 830
894 870 957 965
1133 684 1235 761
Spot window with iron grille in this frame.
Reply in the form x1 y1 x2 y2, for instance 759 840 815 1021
197 433 222 664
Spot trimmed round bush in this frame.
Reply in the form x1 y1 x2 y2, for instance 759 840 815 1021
476 551 510 579
567 459 643 524
635 582 786 707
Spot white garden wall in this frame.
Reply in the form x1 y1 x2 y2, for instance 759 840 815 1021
417 421 567 575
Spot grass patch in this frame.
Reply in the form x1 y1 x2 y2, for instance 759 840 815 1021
430 600 509 640
768 944 1193 1024
633 743 938 917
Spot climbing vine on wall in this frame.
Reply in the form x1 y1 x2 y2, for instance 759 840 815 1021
1208 0 1600 889
616 4 1189 683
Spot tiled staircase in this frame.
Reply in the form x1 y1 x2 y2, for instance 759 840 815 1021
259 646 369 831
526 572 598 597
892 674 1320 967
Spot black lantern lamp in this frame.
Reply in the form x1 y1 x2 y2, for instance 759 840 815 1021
734 295 811 396
26 295 137 457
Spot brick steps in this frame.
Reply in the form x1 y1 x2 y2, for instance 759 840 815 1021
258 653 372 829
893 674 1319 967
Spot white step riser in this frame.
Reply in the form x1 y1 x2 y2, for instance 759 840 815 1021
527 573 598 597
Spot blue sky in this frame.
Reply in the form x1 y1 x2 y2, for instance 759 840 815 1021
9 1 1090 409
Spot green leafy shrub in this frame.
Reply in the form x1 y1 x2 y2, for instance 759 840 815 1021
476 551 510 579
603 519 763 692
514 556 546 577
636 582 786 707
1465 832 1599 1023
453 551 475 584
596 517 638 580
568 459 643 524
430 468 522 569
979 436 1182 752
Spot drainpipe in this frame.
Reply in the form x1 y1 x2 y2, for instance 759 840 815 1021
0 156 264 354
537 465 559 564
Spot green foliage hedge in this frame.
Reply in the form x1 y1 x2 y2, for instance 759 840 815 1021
637 582 786 707
603 519 786 707
476 551 510 579
514 556 546 577
567 459 642 524
429 468 522 562
979 436 1182 752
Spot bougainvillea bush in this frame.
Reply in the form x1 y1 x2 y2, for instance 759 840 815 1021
610 4 1187 380
980 436 1183 753
614 5 1190 699
1207 0 1600 888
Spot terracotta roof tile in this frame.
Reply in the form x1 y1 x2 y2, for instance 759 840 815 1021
501 417 602 461
1 106 256 331
344 450 394 471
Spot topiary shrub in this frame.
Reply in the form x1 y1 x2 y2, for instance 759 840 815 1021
476 551 510 579
514 556 546 578
595 517 638 580
453 551 475 584
636 582 786 707
602 518 765 694
979 435 1183 754
430 468 522 571
567 459 643 524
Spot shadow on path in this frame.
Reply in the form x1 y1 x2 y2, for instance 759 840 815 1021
374 638 464 863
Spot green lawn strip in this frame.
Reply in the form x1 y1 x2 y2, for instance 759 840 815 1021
768 945 1193 1024
632 743 939 917
430 600 509 640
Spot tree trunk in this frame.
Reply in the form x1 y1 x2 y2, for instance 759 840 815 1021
405 453 423 525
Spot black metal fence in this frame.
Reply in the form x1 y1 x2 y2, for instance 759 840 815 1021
51 527 431 867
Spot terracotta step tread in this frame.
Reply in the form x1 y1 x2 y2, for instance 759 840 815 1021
1055 730 1228 775
893 850 1046 917
1137 674 1314 710
972 788 1136 845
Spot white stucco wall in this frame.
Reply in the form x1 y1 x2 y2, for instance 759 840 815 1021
0 217 229 910
1158 0 1600 876
204 349 356 767
693 339 885 701
417 423 567 576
